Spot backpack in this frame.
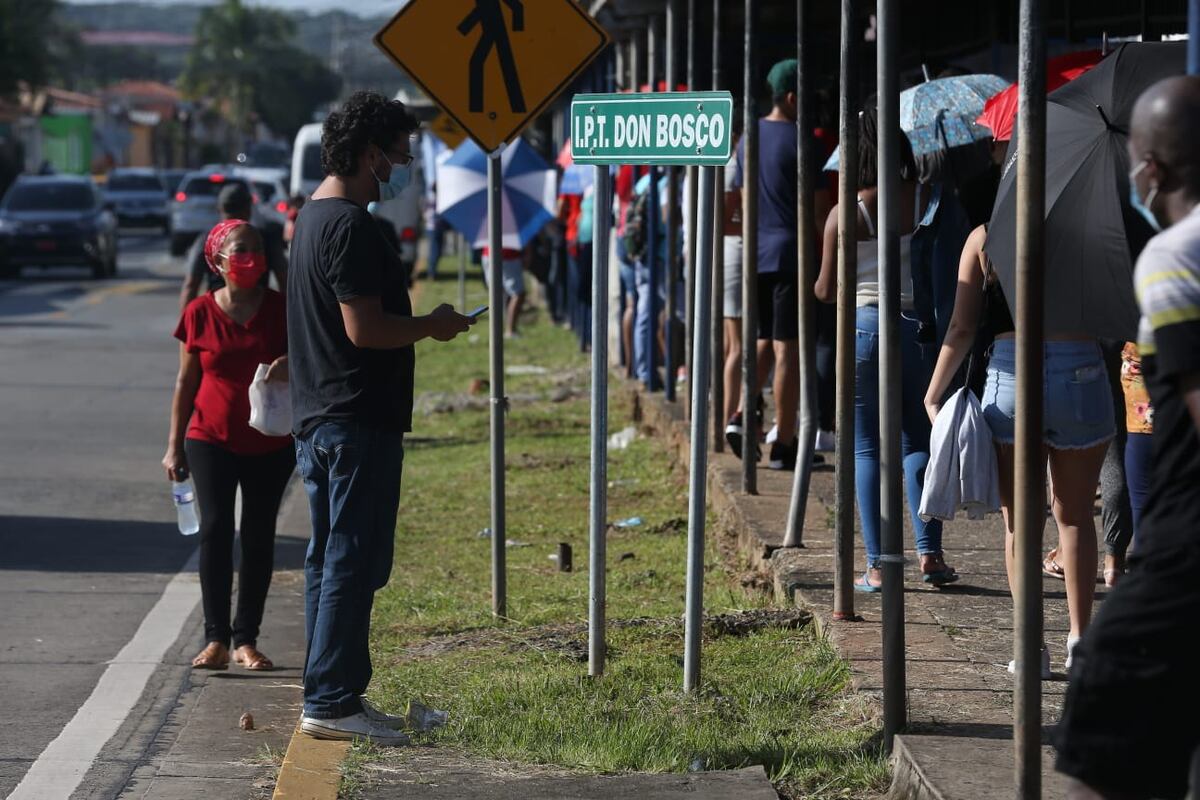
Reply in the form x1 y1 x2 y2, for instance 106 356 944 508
622 191 650 262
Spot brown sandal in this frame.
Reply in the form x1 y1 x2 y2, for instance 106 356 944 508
1042 548 1066 580
233 644 274 671
192 641 230 670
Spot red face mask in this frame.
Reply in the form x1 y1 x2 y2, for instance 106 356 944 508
224 251 266 288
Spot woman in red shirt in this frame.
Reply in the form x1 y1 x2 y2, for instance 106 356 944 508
163 219 293 671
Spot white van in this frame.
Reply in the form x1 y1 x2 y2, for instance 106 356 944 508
290 123 324 198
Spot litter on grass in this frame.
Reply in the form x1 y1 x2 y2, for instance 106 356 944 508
613 516 643 528
608 426 638 450
506 365 549 376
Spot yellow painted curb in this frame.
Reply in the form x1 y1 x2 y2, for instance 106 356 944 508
272 724 350 800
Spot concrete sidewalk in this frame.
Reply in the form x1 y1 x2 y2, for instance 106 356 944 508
117 485 311 800
633 383 1101 800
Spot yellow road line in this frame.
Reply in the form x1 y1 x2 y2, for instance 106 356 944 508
82 280 160 306
272 724 349 800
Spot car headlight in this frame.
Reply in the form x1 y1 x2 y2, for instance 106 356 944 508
0 218 18 234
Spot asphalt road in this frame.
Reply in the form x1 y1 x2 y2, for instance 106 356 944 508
0 234 202 797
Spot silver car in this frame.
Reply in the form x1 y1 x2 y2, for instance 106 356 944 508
105 168 170 232
169 170 253 256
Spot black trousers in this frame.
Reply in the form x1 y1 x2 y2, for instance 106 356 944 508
185 438 295 648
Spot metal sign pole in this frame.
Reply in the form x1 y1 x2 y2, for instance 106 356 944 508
683 164 716 693
487 152 507 619
833 0 859 621
589 163 612 676
1190 0 1200 74
877 0 907 751
710 0 725 453
784 0 817 549
741 0 759 495
1014 0 1046 795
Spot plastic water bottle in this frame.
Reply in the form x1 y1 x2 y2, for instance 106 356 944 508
172 479 200 535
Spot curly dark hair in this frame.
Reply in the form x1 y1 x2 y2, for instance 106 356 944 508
319 91 419 178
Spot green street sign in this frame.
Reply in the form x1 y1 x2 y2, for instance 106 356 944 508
570 91 734 166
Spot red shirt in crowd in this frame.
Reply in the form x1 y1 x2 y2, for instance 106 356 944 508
174 290 290 455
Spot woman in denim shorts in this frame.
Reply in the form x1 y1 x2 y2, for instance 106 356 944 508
925 224 1113 677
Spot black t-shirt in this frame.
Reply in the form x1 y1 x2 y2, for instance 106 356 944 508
1133 209 1200 551
287 198 415 437
189 217 287 291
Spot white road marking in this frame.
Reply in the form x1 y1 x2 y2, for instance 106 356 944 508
7 549 200 800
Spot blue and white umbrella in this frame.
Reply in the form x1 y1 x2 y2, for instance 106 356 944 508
436 138 556 250
823 74 1010 179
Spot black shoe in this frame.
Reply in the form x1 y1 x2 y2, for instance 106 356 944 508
725 411 745 458
768 437 799 471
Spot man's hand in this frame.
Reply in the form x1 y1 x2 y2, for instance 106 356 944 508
426 303 473 342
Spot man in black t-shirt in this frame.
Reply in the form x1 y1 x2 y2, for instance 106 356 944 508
288 92 471 746
178 183 287 313
1055 76 1200 800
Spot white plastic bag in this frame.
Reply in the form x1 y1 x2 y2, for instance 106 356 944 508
248 363 292 437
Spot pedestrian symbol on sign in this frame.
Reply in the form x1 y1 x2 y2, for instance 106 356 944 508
458 0 526 117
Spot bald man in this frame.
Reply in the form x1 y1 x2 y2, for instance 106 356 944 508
1055 75 1200 800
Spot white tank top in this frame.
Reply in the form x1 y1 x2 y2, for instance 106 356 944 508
855 185 921 310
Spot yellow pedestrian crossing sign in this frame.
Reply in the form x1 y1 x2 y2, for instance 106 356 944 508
428 112 467 149
374 0 610 153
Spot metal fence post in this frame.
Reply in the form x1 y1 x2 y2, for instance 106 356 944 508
458 232 468 312
876 0 907 751
646 17 661 393
1190 0 1200 74
666 0 680 404
1014 0 1046 795
684 0 699 415
589 163 613 677
741 0 759 495
487 152 507 619
833 0 859 621
784 0 817 549
710 0 725 453
683 164 717 693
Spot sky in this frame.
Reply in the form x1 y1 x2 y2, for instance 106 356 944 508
64 0 408 17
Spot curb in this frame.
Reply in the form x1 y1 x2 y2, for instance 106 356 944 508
272 725 349 800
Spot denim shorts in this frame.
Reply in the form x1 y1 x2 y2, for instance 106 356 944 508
982 339 1115 450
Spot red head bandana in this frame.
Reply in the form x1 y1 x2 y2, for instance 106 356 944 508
203 219 250 274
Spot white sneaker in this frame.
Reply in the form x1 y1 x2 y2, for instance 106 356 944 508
766 424 779 444
1007 645 1052 680
300 712 411 745
815 429 836 453
360 698 406 731
1065 635 1081 672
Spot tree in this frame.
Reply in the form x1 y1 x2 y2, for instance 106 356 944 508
0 0 73 98
180 0 341 142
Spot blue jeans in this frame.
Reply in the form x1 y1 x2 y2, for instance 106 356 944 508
296 421 404 719
634 258 663 388
1125 431 1153 549
854 305 943 567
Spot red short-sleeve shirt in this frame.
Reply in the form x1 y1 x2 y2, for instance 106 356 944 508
174 290 291 455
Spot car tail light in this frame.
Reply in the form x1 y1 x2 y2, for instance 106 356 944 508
209 174 225 183
175 191 187 202
400 227 418 242
275 200 288 213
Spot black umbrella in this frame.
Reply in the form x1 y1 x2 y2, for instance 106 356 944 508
986 42 1185 341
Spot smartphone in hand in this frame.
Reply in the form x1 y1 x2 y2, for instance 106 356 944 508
467 305 489 319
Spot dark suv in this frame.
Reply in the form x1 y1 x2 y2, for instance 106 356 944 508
0 176 119 279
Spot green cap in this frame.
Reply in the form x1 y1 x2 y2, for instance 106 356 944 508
766 58 798 98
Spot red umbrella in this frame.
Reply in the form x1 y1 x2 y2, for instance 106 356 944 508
977 49 1103 141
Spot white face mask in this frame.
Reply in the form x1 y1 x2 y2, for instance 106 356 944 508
370 146 411 203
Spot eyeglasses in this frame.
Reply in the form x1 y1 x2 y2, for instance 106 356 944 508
375 143 414 167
